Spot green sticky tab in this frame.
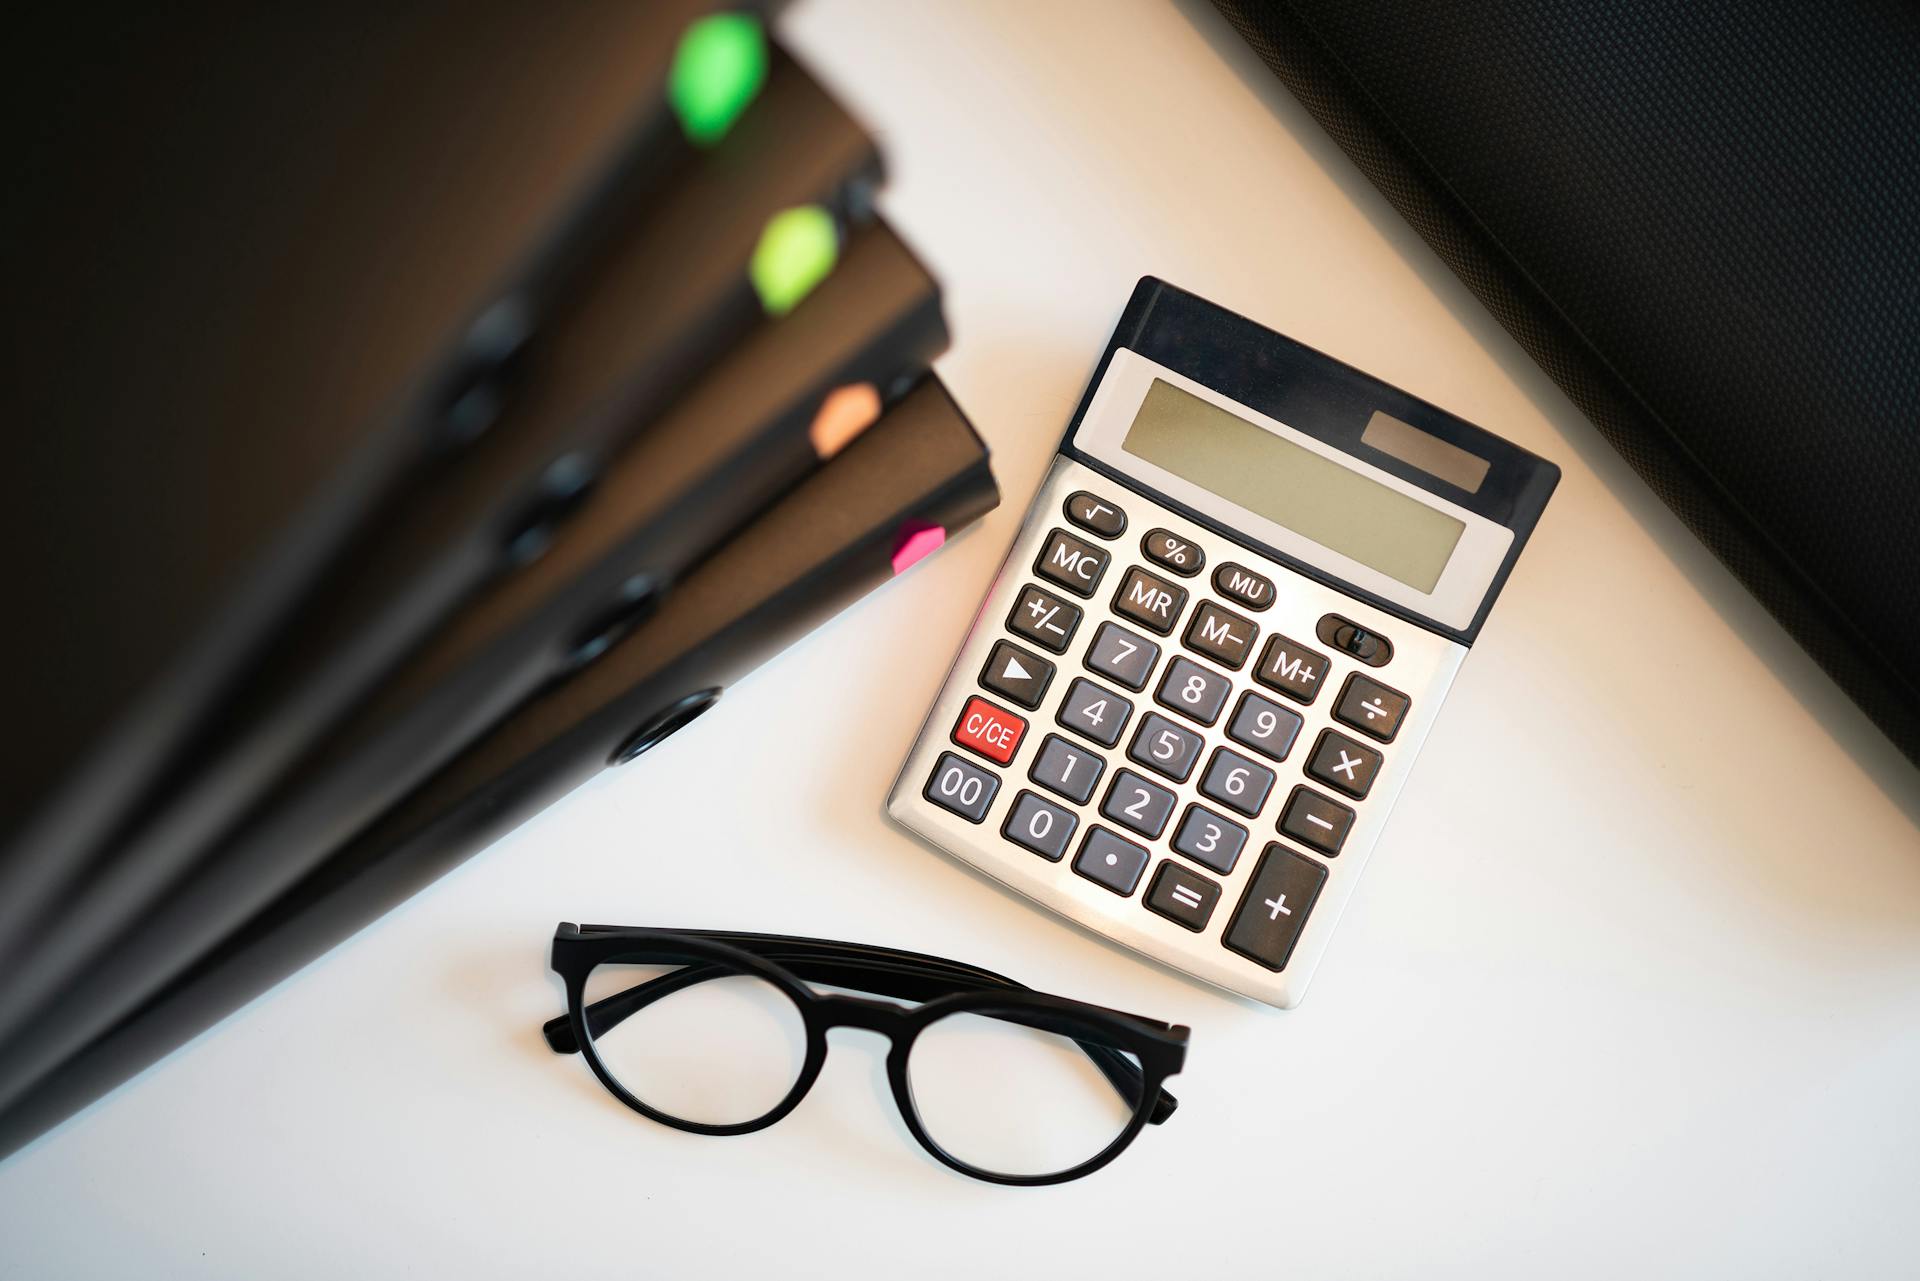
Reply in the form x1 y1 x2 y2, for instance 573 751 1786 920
749 206 839 316
667 12 768 146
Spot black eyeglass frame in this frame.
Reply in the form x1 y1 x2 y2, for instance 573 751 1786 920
546 923 1189 1186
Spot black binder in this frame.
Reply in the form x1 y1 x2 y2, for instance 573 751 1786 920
0 375 997 1157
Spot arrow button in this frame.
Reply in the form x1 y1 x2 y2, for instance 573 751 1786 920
980 639 1055 710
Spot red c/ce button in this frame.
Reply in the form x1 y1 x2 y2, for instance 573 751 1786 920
952 695 1027 765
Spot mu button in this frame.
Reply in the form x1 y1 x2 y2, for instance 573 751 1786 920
952 696 1027 765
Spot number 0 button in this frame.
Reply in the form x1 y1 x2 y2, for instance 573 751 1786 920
1002 791 1078 861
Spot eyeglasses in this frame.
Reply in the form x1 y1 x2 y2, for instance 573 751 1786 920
544 924 1189 1185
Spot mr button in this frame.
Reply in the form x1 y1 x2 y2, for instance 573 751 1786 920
1113 566 1188 634
952 695 1027 766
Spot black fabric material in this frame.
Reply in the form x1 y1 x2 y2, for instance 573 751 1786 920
1212 0 1920 767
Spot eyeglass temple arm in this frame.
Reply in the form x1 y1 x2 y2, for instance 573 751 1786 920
543 951 1177 1122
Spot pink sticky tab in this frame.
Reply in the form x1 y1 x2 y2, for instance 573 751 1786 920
890 522 946 575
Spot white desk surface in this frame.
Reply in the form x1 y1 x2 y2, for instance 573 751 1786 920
5 3 1918 1276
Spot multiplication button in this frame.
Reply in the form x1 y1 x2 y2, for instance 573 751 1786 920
925 752 1000 824
1305 729 1383 799
1007 583 1082 654
1224 844 1328 971
1035 528 1110 597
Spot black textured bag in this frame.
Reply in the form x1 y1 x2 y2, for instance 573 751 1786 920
1213 0 1920 767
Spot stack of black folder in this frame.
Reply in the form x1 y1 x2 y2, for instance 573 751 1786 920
0 4 998 1155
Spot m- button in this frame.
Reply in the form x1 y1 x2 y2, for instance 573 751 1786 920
1183 600 1257 669
1034 528 1110 598
1112 566 1188 634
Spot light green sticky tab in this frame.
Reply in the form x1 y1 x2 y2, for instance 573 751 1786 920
749 205 839 316
667 12 768 146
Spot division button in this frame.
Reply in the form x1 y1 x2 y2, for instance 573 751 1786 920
1084 621 1160 691
1145 861 1221 932
1224 844 1328 971
1277 786 1354 857
1056 676 1133 747
1007 583 1083 654
1333 672 1411 742
1212 563 1276 611
1225 690 1302 761
1112 566 1189 634
1183 600 1258 669
1141 529 1204 576
1099 768 1178 839
1171 803 1248 875
981 639 1054 710
1002 790 1078 861
1154 655 1232 726
1034 528 1110 597
1064 491 1127 539
925 752 1001 823
1073 827 1151 896
1028 733 1105 805
1198 746 1276 818
1254 633 1330 704
1304 728 1384 799
950 695 1027 766
1126 712 1204 783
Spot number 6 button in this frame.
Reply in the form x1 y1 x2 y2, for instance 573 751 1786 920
1198 746 1275 818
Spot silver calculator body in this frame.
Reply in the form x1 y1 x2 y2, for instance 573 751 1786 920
889 280 1557 1008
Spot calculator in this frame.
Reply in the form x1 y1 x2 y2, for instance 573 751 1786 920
887 279 1558 1008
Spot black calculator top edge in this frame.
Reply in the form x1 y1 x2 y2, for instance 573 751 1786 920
1057 277 1560 647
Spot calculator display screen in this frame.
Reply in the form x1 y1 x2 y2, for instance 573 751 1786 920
1123 379 1466 592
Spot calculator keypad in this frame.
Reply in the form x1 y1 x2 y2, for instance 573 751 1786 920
891 459 1458 1011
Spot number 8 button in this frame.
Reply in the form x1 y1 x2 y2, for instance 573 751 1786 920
1154 656 1232 726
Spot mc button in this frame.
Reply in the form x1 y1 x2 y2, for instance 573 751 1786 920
1034 529 1110 598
